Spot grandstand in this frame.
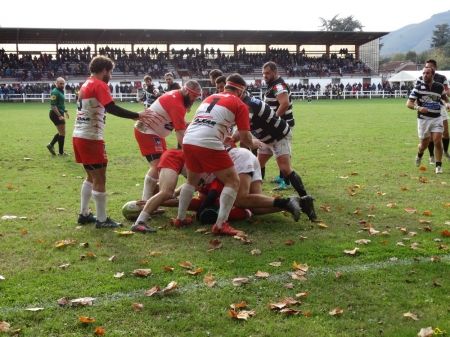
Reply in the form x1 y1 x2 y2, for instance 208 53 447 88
0 27 391 101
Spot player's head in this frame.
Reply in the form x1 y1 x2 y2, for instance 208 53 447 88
215 75 226 93
425 59 438 70
164 73 174 86
225 74 246 100
422 66 435 84
144 75 152 87
183 80 202 109
209 69 223 85
89 56 114 83
262 61 278 84
55 77 65 90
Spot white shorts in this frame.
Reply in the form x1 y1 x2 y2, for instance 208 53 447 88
228 148 262 183
258 130 292 158
417 117 443 139
441 106 449 121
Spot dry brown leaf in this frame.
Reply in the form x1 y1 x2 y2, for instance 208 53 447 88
355 239 371 245
179 261 193 269
417 327 434 337
321 204 331 212
94 326 105 335
203 274 216 287
230 301 247 309
162 281 179 293
163 266 174 272
209 239 222 249
293 262 308 272
149 251 161 256
0 321 11 332
404 207 417 213
433 281 442 287
132 269 152 277
255 270 269 278
251 249 261 255
228 310 256 320
329 308 344 316
71 297 95 306
335 272 343 278
79 316 95 323
57 297 70 306
25 307 44 311
431 256 441 262
295 292 308 297
387 203 396 208
114 272 124 278
280 308 302 315
419 220 432 224
269 301 287 310
396 242 405 246
318 223 328 228
145 286 161 296
58 263 70 269
284 282 294 289
285 239 295 245
344 247 359 255
196 228 208 233
403 311 419 321
269 262 281 267
132 303 144 311
187 268 203 275
369 228 380 235
291 273 307 281
232 278 250 286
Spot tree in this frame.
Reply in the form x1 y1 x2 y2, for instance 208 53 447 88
390 53 406 62
405 50 417 62
431 24 450 48
319 15 364 32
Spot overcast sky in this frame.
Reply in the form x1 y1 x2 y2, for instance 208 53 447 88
1 0 449 32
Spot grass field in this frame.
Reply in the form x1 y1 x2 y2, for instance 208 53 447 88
1 98 450 337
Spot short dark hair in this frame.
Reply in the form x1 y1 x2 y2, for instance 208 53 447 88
425 59 437 68
263 61 277 71
215 75 226 85
209 69 223 80
89 55 114 74
225 73 246 91
424 66 435 75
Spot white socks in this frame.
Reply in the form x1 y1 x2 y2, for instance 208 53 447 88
142 174 159 200
136 211 150 223
176 184 196 221
216 187 237 228
92 191 107 222
80 180 93 216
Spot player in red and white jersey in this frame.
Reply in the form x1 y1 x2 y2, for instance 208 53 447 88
73 55 152 228
134 80 202 201
173 73 261 236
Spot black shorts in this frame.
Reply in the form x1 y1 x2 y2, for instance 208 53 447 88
49 111 65 126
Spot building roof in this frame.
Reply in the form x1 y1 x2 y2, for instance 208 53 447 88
0 28 388 46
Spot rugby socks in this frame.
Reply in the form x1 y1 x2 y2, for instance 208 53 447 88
417 152 424 158
177 184 196 221
273 198 289 208
428 141 435 157
80 180 93 216
92 191 107 223
50 133 59 147
216 187 237 228
443 138 449 153
137 211 151 223
142 174 158 200
57 135 65 154
261 167 266 180
281 170 291 186
287 171 307 197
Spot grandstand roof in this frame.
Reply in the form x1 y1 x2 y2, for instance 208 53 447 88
0 28 388 46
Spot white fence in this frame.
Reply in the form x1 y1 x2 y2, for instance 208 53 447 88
0 93 140 103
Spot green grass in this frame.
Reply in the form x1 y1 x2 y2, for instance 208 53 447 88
1 99 450 336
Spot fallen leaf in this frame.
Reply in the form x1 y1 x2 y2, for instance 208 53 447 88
355 239 371 245
269 262 281 267
179 261 193 269
280 308 302 315
419 177 429 183
232 278 250 286
203 274 216 287
132 303 144 311
396 242 405 246
431 256 441 262
251 249 261 255
441 230 450 237
149 251 161 256
321 204 331 212
58 263 70 269
417 327 434 337
94 326 105 335
162 281 179 293
108 255 117 262
255 270 269 278
419 220 432 224
318 223 328 228
369 228 380 235
57 297 70 306
400 186 408 190
344 247 359 255
423 226 432 231
285 239 295 245
209 239 222 249
114 272 124 278
0 321 10 332
422 211 431 216
132 269 152 277
387 203 396 208
230 301 247 310
187 268 203 275
228 310 256 320
353 210 362 215
403 311 419 321
71 297 95 306
433 281 442 287
293 262 308 272
295 292 308 297
25 307 44 311
329 308 344 316
145 286 161 296
196 228 208 233
79 316 95 323
284 282 294 289
419 166 427 171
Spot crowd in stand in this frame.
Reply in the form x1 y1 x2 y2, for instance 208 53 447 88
1 46 372 83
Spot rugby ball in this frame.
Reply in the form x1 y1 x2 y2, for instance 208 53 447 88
121 200 144 220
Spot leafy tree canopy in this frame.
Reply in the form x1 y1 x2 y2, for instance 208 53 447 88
431 23 450 48
319 15 364 32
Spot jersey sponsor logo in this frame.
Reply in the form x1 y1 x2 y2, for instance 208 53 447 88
50 95 57 100
76 116 91 122
154 137 163 151
164 121 175 131
192 118 217 127
250 97 261 104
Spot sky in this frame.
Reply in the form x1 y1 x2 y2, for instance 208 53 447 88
1 0 449 33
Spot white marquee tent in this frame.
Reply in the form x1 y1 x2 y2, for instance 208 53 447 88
389 70 450 84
